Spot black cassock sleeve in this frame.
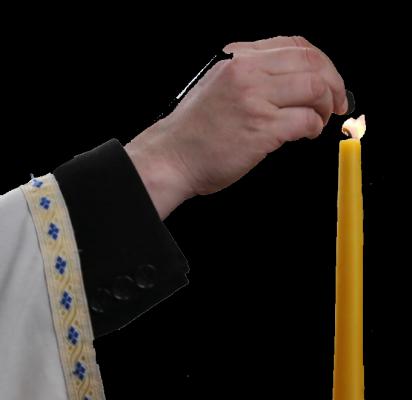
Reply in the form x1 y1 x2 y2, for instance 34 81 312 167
53 138 189 339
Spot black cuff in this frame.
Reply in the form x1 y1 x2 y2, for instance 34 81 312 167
53 138 189 339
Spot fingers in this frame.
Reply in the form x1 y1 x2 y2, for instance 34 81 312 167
261 72 334 125
225 36 347 115
256 48 345 114
233 47 344 117
246 47 316 75
223 35 309 53
265 107 324 148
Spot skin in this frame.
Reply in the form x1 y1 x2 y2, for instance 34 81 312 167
124 36 348 220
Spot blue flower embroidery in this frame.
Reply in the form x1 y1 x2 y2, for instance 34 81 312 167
73 361 86 381
40 196 51 209
68 326 80 345
60 291 73 310
55 256 67 274
31 179 43 188
48 223 59 240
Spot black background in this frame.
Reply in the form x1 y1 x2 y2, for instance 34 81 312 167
1 5 407 399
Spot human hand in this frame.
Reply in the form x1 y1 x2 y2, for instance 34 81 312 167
125 36 348 219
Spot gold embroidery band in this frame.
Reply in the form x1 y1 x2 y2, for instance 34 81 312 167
20 173 106 400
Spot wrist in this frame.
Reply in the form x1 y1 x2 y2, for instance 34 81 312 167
124 125 196 221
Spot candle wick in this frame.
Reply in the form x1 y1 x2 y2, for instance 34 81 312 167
342 128 353 138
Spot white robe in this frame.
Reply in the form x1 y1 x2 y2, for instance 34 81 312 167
0 174 105 400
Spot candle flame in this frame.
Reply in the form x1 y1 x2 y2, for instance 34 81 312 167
342 114 366 139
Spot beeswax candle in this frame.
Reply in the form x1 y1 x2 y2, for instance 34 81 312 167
333 115 366 400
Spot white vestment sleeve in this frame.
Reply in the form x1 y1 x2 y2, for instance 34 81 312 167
0 186 68 399
0 174 105 400
0 135 191 397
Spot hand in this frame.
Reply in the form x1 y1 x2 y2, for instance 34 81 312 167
125 36 348 219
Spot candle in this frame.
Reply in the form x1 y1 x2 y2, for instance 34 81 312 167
333 115 366 400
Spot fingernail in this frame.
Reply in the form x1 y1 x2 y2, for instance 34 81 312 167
344 89 355 115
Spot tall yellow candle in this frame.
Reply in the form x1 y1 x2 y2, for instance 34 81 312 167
333 115 366 400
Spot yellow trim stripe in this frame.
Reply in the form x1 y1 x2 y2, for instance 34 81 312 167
20 173 106 400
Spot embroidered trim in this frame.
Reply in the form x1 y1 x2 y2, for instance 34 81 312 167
20 173 106 400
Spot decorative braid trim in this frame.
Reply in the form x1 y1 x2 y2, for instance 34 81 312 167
20 173 106 400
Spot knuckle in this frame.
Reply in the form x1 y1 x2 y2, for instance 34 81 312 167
292 35 309 47
308 73 326 99
304 47 324 69
222 56 250 86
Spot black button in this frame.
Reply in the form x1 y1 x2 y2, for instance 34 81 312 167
134 264 157 289
112 275 136 301
89 288 114 314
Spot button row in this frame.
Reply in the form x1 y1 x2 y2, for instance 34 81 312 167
90 263 157 314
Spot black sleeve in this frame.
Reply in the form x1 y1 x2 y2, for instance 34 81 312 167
53 138 190 339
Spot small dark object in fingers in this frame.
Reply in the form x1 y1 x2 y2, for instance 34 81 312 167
344 90 355 115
